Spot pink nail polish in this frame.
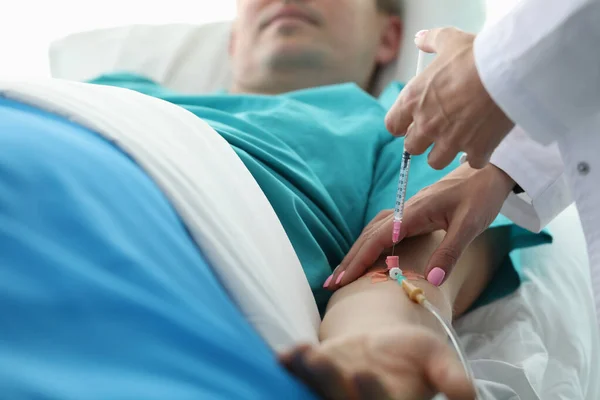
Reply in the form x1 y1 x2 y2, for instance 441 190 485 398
415 29 428 38
323 274 333 288
335 271 346 285
427 268 446 286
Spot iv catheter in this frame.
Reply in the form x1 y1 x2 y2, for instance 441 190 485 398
391 50 427 255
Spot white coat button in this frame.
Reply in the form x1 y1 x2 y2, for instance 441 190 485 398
577 162 590 175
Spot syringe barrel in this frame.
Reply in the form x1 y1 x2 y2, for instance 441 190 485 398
393 150 412 221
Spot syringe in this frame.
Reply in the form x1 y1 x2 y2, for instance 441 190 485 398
392 150 412 244
391 49 427 254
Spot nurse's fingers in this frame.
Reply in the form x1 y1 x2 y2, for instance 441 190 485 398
333 217 393 288
403 120 434 156
414 27 465 54
385 85 417 137
424 216 479 286
427 140 461 170
325 211 392 290
465 152 491 169
339 210 392 269
334 204 441 289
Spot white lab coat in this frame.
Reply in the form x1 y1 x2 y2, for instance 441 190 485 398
473 0 600 324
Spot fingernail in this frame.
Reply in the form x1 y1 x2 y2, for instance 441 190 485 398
415 30 428 38
427 268 446 286
335 271 346 285
323 274 333 288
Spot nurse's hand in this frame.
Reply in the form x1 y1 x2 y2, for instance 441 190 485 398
334 163 514 287
385 27 515 169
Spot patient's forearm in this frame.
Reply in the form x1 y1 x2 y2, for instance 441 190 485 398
320 227 510 341
320 263 450 341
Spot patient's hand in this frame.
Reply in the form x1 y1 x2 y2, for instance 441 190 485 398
280 324 475 400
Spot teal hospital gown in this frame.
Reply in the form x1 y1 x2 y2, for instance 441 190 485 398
89 73 552 313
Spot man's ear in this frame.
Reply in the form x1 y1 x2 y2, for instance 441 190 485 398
375 16 403 66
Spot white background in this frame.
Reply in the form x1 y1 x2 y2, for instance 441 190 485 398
0 0 519 79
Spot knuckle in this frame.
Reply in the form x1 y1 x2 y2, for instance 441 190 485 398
438 138 458 155
420 119 437 139
435 246 461 265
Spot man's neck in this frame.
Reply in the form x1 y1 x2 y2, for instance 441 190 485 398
230 68 369 95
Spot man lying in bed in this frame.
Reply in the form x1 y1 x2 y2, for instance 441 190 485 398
0 1 550 399
81 0 549 398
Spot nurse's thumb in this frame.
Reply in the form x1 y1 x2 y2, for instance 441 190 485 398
425 223 474 286
414 27 463 54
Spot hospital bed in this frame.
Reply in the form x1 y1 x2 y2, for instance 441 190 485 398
38 0 600 399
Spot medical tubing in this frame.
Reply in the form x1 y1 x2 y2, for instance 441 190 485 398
401 280 480 400
422 301 474 377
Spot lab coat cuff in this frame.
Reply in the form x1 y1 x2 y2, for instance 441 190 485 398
489 130 570 232
474 28 563 144
498 175 571 233
460 150 540 232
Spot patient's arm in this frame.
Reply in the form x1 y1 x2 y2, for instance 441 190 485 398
321 227 510 338
282 227 510 399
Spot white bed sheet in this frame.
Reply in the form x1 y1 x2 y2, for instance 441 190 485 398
455 205 600 399
1 79 597 399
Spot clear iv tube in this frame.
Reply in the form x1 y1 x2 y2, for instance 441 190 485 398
423 300 481 400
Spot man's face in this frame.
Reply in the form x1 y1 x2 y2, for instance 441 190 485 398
230 0 401 93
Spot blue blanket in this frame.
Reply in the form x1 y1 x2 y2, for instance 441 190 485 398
0 97 315 399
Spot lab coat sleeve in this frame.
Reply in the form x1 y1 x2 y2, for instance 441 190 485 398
489 127 572 232
474 0 600 145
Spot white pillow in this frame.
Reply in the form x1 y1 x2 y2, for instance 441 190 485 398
48 0 486 93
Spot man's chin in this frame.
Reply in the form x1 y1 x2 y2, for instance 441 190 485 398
264 45 326 70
